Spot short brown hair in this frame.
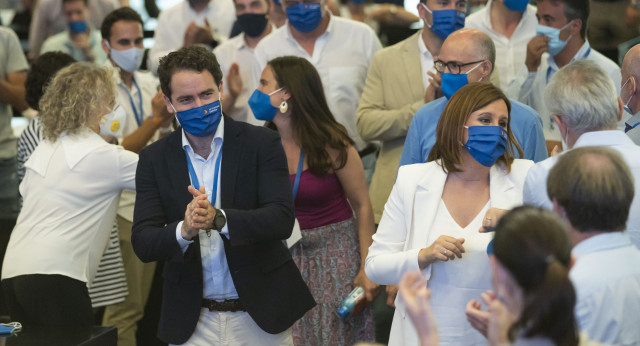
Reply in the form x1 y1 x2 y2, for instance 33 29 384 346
547 146 634 232
158 46 223 101
428 83 522 173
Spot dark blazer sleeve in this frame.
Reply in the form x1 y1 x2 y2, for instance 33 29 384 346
131 134 190 264
223 127 295 247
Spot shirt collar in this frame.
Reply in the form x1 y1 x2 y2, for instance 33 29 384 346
548 40 591 73
181 116 225 158
572 232 634 259
417 31 433 61
573 130 635 148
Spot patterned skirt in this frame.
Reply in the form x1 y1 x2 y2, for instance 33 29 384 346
291 217 375 346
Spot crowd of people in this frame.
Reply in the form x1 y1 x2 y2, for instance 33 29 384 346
0 0 639 344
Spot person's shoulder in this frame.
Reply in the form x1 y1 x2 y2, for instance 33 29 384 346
414 97 447 121
375 32 418 59
213 35 238 55
140 129 179 158
398 160 442 180
588 48 621 74
0 26 19 40
226 116 279 141
509 99 540 120
134 70 159 88
42 31 68 47
333 16 376 36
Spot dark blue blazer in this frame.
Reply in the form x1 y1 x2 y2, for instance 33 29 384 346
131 116 315 344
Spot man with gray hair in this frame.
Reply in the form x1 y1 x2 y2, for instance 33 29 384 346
524 59 640 249
547 146 640 345
621 44 640 144
400 28 547 167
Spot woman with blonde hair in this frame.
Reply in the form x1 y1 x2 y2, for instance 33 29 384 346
365 83 533 345
1 62 137 330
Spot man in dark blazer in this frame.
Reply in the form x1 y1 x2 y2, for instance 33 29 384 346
131 46 315 345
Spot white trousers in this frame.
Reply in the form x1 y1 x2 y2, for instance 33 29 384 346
171 309 293 346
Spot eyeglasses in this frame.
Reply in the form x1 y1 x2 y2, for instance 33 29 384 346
434 59 485 74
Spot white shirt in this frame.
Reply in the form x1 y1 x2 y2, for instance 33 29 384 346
107 61 163 222
174 118 237 300
253 15 382 151
214 33 265 126
508 40 628 140
523 130 640 249
1 130 137 285
148 0 236 74
417 31 436 91
465 0 537 88
570 232 640 345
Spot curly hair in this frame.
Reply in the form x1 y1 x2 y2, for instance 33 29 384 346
25 52 76 111
39 62 117 141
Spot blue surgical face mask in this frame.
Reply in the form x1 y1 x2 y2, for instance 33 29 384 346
421 3 465 41
622 77 635 115
105 41 144 73
170 98 222 137
440 61 483 99
286 3 323 33
248 87 284 121
536 21 573 56
69 21 87 34
464 125 508 167
502 0 529 12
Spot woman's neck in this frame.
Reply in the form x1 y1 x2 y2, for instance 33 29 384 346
450 151 492 182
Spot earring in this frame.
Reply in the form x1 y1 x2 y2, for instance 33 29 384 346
279 101 288 113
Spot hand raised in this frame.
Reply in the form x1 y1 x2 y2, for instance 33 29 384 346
418 235 465 269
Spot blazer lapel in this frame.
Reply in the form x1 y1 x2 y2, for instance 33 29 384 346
408 163 448 251
489 164 516 209
166 128 193 209
220 117 244 209
402 32 427 103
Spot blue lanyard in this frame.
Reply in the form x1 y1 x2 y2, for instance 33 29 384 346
122 78 144 126
292 150 304 199
546 48 591 83
185 144 223 206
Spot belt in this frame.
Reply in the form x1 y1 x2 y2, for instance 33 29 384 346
201 299 246 312
358 144 378 158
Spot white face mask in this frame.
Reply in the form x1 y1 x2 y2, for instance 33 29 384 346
100 104 126 137
105 40 145 73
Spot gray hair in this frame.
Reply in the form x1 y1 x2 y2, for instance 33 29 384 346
474 32 496 74
544 60 619 134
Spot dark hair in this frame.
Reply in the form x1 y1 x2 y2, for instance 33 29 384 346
539 0 589 39
62 0 88 6
25 52 76 111
493 206 579 346
101 7 143 42
266 56 353 176
428 83 522 173
158 46 223 101
547 146 634 233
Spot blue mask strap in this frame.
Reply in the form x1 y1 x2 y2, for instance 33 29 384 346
185 144 223 206
292 149 305 200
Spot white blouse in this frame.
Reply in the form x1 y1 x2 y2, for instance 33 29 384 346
2 130 137 285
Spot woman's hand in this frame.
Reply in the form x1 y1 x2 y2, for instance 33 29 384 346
418 235 465 269
398 271 439 346
465 290 496 337
487 298 517 346
479 208 509 233
351 269 380 315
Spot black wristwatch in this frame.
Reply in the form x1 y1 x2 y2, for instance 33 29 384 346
213 208 226 232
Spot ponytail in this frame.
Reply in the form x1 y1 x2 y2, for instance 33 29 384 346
516 260 579 346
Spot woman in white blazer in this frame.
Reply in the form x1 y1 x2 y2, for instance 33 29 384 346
365 83 534 346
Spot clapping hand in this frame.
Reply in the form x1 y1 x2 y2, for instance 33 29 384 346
398 271 439 346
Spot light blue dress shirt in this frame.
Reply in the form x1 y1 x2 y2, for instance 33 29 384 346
523 130 640 249
174 117 238 300
399 96 547 167
570 232 640 345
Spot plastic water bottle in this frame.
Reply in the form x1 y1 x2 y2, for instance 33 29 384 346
337 286 365 317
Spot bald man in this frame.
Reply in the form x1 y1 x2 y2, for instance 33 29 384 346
400 28 547 167
621 44 640 145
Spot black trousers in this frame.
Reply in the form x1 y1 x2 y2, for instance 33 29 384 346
3 274 93 329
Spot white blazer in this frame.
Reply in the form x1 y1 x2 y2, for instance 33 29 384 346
365 159 533 345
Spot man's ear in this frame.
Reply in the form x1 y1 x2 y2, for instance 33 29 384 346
163 95 175 114
552 198 566 220
101 39 110 55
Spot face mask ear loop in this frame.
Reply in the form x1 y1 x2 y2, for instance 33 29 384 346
169 102 177 114
421 3 433 29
